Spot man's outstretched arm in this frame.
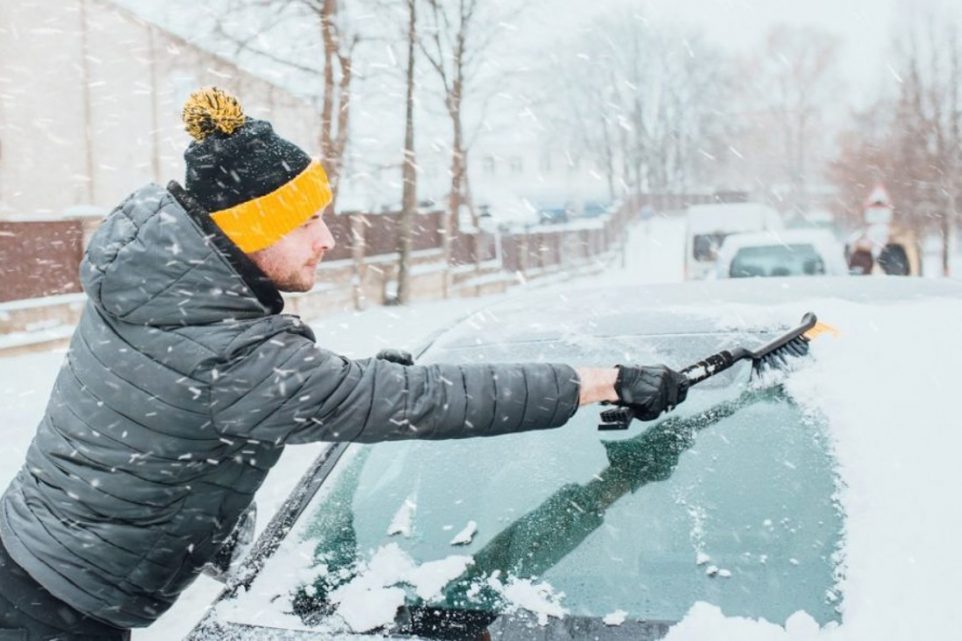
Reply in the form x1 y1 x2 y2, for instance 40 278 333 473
207 333 688 445
575 368 618 405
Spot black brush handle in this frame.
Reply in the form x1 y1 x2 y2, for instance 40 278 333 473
680 348 750 385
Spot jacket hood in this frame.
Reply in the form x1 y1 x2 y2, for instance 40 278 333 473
80 182 284 326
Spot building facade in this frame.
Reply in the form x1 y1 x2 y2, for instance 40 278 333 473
0 0 319 220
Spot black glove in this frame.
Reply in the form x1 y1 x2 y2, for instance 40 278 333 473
612 364 690 422
375 348 415 366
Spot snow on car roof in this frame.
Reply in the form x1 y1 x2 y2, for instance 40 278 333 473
425 277 962 351
717 228 841 252
685 203 782 233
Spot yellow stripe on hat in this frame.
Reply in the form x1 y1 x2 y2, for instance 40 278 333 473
210 160 333 253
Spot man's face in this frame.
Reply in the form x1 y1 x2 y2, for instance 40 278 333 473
247 211 336 292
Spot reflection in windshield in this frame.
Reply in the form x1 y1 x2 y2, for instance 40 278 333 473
440 387 783 608
287 382 842 637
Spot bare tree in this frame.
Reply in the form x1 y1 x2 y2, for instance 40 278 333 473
829 7 962 273
418 0 520 295
317 0 357 200
741 25 840 211
397 0 418 304
902 14 962 275
542 13 732 199
214 0 359 206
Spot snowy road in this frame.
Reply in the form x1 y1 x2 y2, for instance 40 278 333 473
0 216 687 640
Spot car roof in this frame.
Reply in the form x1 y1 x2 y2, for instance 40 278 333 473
423 277 962 351
719 228 840 251
685 203 782 233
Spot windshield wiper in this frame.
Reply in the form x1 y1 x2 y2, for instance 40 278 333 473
395 605 498 640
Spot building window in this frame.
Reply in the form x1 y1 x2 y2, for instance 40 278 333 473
509 156 523 174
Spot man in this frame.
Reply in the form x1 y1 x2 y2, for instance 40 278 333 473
0 87 689 639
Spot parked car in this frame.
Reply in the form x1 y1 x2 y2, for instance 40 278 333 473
715 229 849 279
185 277 962 641
537 202 574 225
580 200 611 219
684 203 783 280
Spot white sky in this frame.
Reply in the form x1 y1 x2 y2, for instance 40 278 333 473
531 0 962 106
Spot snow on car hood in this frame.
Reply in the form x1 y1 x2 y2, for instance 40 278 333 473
665 294 962 640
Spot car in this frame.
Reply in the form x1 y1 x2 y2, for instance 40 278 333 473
537 204 572 225
715 229 849 279
185 277 962 641
684 203 783 280
580 200 611 219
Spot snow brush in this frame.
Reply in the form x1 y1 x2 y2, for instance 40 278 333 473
598 312 838 430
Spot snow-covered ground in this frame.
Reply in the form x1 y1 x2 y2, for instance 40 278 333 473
4 216 961 640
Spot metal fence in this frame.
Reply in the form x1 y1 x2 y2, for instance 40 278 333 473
0 193 648 303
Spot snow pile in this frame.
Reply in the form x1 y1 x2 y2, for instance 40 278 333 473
665 603 830 641
704 565 732 578
449 520 478 545
329 545 410 633
220 542 473 634
482 572 568 626
215 539 319 631
387 495 417 537
329 543 472 632
603 609 628 626
665 296 962 640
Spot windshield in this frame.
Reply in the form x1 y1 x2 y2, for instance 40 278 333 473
729 244 826 278
692 233 729 261
225 336 842 639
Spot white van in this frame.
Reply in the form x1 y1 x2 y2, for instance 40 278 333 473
684 203 783 280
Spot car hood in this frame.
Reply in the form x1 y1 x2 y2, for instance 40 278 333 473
425 277 962 350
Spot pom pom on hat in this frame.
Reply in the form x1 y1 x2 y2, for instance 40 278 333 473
182 87 246 141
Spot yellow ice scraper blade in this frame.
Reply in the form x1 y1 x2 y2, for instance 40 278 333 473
803 321 839 341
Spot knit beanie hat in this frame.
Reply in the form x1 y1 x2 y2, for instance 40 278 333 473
181 87 332 253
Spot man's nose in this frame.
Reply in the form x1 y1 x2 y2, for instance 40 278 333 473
315 218 335 251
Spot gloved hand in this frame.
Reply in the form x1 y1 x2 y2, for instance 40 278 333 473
375 348 415 366
613 364 690 421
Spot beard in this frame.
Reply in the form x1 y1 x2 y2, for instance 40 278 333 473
248 244 322 293
273 267 315 292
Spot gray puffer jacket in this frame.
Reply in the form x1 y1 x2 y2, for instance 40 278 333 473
0 182 580 628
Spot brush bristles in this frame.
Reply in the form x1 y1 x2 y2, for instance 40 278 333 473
752 336 810 373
